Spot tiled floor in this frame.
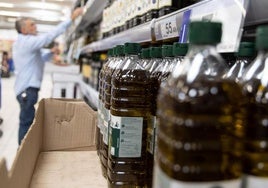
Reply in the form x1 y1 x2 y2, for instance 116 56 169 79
0 64 53 170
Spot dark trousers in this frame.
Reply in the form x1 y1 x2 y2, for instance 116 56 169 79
16 87 39 145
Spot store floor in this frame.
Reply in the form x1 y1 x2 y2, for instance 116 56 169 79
0 64 53 170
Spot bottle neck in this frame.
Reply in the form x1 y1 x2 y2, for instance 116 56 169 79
127 54 139 59
236 56 253 64
188 44 218 54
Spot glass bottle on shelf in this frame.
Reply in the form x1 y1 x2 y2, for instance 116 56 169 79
158 0 198 17
153 21 246 188
241 25 268 188
144 0 159 22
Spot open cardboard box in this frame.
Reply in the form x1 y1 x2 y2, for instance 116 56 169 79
0 99 107 188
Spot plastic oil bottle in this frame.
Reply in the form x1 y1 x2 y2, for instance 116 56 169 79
172 42 188 70
108 43 152 187
97 49 113 157
98 48 115 178
145 47 163 119
101 45 125 179
241 25 268 188
158 45 175 81
223 42 255 83
139 48 151 68
153 21 247 188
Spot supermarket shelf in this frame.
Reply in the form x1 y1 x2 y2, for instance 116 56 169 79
81 21 153 53
80 0 249 54
153 0 249 52
68 0 108 41
78 76 98 109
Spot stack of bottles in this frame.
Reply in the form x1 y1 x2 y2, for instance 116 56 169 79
96 42 188 187
101 0 197 38
96 22 268 188
154 21 246 188
153 21 268 188
241 25 268 188
81 52 106 90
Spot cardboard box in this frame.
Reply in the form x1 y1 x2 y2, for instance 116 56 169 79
0 99 107 188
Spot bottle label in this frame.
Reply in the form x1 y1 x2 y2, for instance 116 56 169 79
153 165 241 188
110 115 143 158
100 102 104 134
246 175 268 188
158 0 172 9
147 116 156 154
103 108 110 145
97 99 102 129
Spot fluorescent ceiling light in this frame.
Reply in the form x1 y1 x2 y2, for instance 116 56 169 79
25 1 61 10
7 17 17 22
30 10 61 17
0 3 14 8
0 11 21 17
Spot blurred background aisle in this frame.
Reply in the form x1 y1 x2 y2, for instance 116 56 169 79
0 63 53 170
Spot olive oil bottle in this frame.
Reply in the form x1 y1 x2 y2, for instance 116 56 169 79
139 48 151 68
98 49 114 178
153 21 246 188
101 45 125 180
172 42 188 69
224 42 255 83
108 43 152 187
241 26 268 188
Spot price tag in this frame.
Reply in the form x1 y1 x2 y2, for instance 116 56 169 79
159 15 178 39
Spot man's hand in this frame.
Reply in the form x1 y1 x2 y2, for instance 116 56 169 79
71 7 84 21
50 45 60 55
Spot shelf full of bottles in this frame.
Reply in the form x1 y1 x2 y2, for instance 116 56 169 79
73 0 268 188
80 0 249 54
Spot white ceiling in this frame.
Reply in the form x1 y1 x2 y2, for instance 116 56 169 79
0 0 77 32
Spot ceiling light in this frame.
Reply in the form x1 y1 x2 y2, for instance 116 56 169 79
0 11 20 17
7 17 17 22
0 3 14 8
25 1 61 10
30 10 62 17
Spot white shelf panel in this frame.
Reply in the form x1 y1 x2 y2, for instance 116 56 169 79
78 0 250 54
81 21 153 53
154 0 249 52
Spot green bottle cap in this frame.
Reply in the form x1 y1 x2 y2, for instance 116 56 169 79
256 25 268 50
173 43 188 56
124 43 141 55
150 47 162 58
116 45 124 56
141 48 150 59
189 21 222 44
162 45 173 57
92 53 99 61
236 42 255 57
107 49 113 57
